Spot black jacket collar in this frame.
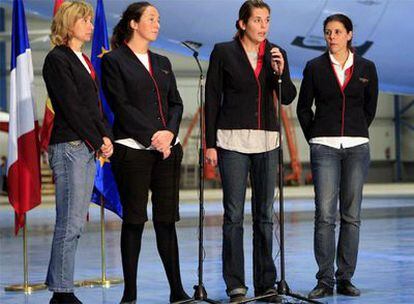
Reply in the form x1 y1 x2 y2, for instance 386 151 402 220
119 43 163 84
321 51 364 91
233 38 274 80
322 51 363 72
56 45 98 87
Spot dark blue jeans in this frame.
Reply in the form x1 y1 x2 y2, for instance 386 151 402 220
218 148 278 296
310 143 370 288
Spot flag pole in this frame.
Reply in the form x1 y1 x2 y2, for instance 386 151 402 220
5 214 47 293
23 215 28 291
81 197 123 288
78 0 122 289
100 198 107 283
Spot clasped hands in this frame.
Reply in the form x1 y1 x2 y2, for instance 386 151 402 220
151 130 174 159
96 131 174 160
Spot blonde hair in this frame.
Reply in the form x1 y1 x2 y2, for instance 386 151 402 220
50 1 93 46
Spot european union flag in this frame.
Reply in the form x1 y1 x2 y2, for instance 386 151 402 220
90 0 122 218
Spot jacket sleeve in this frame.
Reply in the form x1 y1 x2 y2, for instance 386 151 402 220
165 59 183 145
95 98 114 141
101 54 158 147
296 62 315 142
364 61 379 127
205 45 223 149
273 48 297 105
92 77 114 141
43 53 103 151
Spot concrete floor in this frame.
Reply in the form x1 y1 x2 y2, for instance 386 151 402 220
0 187 414 303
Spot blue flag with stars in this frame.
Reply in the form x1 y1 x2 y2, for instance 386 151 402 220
90 0 122 218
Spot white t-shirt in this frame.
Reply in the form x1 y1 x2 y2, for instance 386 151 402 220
74 51 91 74
135 52 150 71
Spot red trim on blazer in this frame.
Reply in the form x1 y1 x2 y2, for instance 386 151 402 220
240 39 266 129
82 53 102 151
82 53 96 80
148 53 167 128
331 62 354 136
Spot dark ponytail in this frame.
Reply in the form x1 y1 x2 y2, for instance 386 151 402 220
111 1 153 49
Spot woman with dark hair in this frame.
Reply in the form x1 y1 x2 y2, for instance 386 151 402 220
101 2 189 304
297 14 378 299
205 0 297 302
42 1 113 303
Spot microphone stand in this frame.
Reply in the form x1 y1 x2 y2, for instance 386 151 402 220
237 76 323 304
178 41 220 304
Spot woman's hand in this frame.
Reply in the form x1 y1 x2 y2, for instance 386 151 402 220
206 148 218 167
151 130 174 153
270 47 284 76
100 136 113 158
162 147 171 160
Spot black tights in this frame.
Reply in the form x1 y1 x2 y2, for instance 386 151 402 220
120 222 188 302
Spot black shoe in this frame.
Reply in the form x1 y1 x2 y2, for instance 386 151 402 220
49 292 82 304
255 288 282 303
337 280 361 297
229 293 247 303
170 290 191 303
120 294 136 304
308 282 333 299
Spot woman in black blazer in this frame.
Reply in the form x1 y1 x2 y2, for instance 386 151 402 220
297 14 378 299
205 1 296 302
42 2 113 304
101 2 188 304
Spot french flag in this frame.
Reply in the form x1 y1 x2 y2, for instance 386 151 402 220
8 0 41 234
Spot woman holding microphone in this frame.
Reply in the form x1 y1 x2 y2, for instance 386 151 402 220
205 0 297 302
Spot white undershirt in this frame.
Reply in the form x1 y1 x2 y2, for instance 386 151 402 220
216 51 280 153
116 52 179 150
309 51 369 149
74 51 91 74
135 52 150 71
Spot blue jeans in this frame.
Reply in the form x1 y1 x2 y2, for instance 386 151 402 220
218 148 278 296
45 141 95 292
310 143 370 288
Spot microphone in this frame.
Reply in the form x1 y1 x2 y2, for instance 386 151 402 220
270 43 284 76
271 52 281 76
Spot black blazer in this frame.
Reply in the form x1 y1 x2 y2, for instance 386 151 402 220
205 39 297 148
43 45 112 151
101 44 183 147
296 52 378 142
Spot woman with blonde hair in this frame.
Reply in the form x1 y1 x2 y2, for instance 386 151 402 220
42 2 113 303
